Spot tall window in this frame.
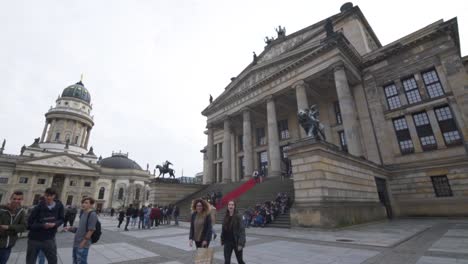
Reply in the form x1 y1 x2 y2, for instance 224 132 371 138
256 127 266 145
338 131 348 152
258 151 268 176
334 101 342 124
434 106 462 146
239 157 245 179
217 143 223 159
74 135 79 144
118 188 124 200
146 190 150 201
431 175 453 197
392 117 414 154
135 188 140 200
412 112 437 151
277 120 289 140
66 195 73 206
54 133 60 142
402 77 422 104
238 135 243 151
98 187 105 199
384 83 402 110
422 69 445 98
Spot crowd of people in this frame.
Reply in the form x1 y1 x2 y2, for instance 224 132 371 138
202 190 223 207
0 188 100 264
241 192 291 228
116 204 180 231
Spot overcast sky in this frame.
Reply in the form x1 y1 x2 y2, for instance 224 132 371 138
1 0 467 177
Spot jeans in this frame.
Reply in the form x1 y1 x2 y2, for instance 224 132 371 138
223 242 245 264
0 247 11 264
72 247 90 264
26 239 57 264
174 215 179 225
124 216 131 230
38 250 45 264
131 217 137 227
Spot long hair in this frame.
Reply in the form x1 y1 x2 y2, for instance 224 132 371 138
191 198 210 217
223 200 239 230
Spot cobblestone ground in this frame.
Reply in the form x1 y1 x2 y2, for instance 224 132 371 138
10 217 468 264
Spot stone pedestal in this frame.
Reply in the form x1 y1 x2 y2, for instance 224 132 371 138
287 138 387 228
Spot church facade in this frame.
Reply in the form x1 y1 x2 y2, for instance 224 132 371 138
201 3 468 218
0 81 151 210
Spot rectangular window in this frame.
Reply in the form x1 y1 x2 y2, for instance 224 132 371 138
384 83 402 110
334 101 342 124
338 131 348 152
0 178 8 184
392 117 414 154
69 180 76 186
434 106 462 146
19 177 28 184
277 120 290 140
256 127 266 145
422 69 445 98
37 178 46 184
217 143 223 159
54 133 60 141
402 77 422 104
431 175 453 197
258 151 268 176
238 135 243 151
412 112 437 151
84 181 91 187
239 157 245 179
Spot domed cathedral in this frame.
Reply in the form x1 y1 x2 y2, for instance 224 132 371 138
201 2 468 226
0 80 151 211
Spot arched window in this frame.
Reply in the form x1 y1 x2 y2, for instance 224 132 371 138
135 188 140 200
118 188 124 200
98 187 105 200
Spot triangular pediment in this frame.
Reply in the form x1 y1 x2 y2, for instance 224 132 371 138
21 154 96 171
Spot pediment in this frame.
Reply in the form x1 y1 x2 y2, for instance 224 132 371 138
21 155 96 171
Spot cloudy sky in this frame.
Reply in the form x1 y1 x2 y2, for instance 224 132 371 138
1 0 467 176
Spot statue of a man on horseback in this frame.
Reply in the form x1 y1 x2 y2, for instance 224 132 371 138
298 104 326 140
155 160 176 179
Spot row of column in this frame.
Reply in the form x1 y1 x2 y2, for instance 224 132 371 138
40 119 92 149
205 64 363 183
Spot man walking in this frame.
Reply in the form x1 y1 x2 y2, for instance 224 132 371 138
173 205 179 226
64 197 98 264
0 191 27 264
26 188 64 264
124 204 134 231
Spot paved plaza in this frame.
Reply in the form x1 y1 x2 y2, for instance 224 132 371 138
10 217 468 264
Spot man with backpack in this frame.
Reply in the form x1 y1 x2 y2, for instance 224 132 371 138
0 190 27 264
64 197 100 264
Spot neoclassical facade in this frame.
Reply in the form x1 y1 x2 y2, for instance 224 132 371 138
201 3 468 217
0 81 151 210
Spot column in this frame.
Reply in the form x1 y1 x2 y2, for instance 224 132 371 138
128 180 135 206
61 175 70 203
84 128 91 149
293 80 309 138
205 125 214 184
230 133 236 182
334 65 363 156
46 119 57 142
80 128 87 147
40 121 49 143
242 109 254 180
266 97 282 177
222 119 232 183
108 179 116 208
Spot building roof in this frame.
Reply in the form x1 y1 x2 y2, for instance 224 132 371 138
61 81 91 103
98 152 142 170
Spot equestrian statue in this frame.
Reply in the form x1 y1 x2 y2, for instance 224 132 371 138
297 104 326 140
155 160 176 179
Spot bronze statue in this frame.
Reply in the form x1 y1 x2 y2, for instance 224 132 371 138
20 145 26 155
276 25 286 38
253 52 258 63
209 94 213 104
298 104 326 140
325 18 334 37
264 36 274 45
155 161 175 179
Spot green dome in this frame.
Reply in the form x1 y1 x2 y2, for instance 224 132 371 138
61 81 91 103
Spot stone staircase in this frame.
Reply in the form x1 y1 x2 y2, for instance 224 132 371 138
175 177 294 228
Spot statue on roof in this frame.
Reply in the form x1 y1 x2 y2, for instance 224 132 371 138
325 18 334 37
276 25 286 38
0 139 5 154
20 145 26 156
253 52 258 64
298 104 326 140
264 36 274 45
209 94 213 104
30 137 40 148
155 161 175 179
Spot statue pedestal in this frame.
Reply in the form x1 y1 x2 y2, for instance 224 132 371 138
287 138 387 228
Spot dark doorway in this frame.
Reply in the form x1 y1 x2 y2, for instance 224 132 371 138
375 177 393 219
51 175 65 199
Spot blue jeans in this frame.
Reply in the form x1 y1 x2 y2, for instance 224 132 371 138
38 250 45 264
0 247 12 264
72 247 89 264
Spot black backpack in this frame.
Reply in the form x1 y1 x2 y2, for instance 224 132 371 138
85 211 102 243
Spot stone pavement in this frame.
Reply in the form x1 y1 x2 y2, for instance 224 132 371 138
10 217 468 264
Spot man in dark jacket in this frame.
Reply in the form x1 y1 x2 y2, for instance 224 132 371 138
124 204 134 231
26 188 64 264
0 190 27 264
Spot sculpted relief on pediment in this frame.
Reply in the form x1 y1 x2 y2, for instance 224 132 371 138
25 156 94 170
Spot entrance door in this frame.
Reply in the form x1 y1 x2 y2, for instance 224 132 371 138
375 177 393 219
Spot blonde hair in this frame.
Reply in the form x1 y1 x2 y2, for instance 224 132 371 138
191 198 211 216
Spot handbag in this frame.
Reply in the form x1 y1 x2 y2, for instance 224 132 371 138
194 247 214 264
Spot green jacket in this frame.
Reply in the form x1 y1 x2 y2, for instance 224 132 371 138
0 205 27 248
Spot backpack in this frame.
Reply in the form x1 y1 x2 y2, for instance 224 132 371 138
85 211 102 244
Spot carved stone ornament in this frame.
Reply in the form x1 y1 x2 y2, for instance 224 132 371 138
26 156 94 170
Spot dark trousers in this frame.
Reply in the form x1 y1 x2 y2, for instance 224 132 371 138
195 241 211 248
26 239 57 264
124 216 131 230
138 217 144 229
0 247 12 264
117 218 124 228
224 242 245 264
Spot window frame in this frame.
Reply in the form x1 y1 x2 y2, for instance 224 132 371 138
277 120 290 140
338 130 348 152
431 175 453 197
19 177 29 184
434 105 462 146
256 127 266 146
383 83 402 110
422 68 445 98
37 178 46 185
412 111 437 151
334 101 342 124
392 117 415 154
401 76 422 104
84 181 92 187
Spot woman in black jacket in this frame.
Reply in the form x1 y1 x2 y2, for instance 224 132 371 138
221 200 246 264
189 199 212 248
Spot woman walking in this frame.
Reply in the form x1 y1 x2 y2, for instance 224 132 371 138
189 199 212 248
221 200 246 264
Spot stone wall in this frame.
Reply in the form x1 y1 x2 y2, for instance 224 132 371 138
287 139 387 228
148 182 204 206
